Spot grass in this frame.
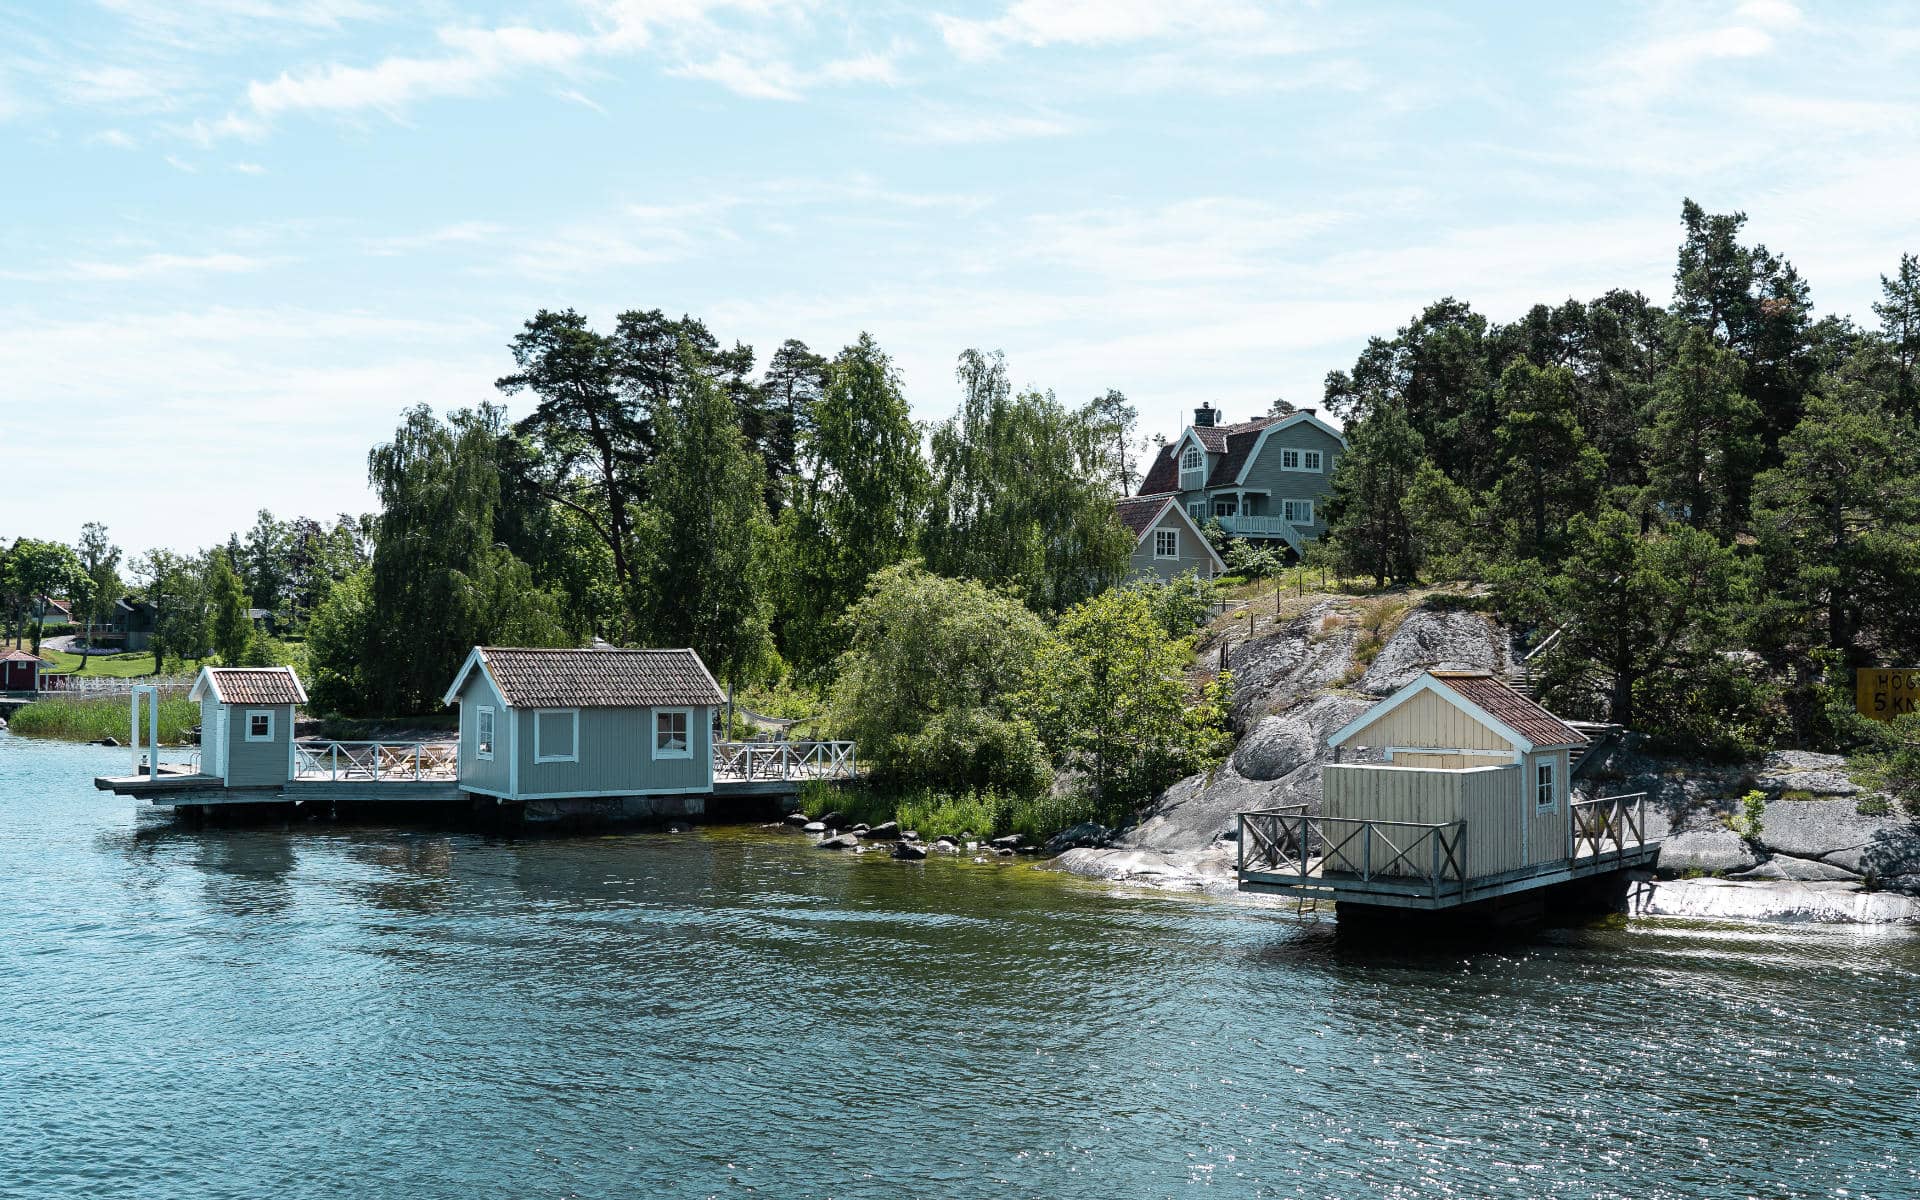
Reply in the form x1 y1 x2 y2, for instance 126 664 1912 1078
31 647 205 678
8 694 199 744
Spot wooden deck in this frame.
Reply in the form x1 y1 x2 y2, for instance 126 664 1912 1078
1237 793 1660 910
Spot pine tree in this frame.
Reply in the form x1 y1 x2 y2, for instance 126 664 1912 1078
1874 252 1920 416
1324 403 1428 586
208 552 252 665
1489 360 1602 561
1644 326 1760 537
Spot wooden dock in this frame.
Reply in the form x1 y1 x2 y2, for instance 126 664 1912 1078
1236 792 1660 912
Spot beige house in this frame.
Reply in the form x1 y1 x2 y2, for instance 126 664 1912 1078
1114 494 1226 582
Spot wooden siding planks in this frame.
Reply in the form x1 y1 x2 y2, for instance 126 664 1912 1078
1347 687 1516 753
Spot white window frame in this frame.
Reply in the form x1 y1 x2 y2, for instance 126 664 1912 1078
1211 496 1238 517
475 705 495 761
1187 501 1205 522
1279 447 1301 470
652 707 694 760
1536 759 1556 810
533 708 580 764
1303 449 1324 471
1153 529 1179 560
244 709 275 742
1282 498 1315 525
1180 446 1203 472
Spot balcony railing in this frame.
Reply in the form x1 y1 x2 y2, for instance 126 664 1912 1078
1568 792 1651 862
1211 513 1302 540
713 740 857 782
294 740 458 782
1238 804 1469 899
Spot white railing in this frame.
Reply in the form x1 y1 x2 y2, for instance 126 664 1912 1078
38 673 195 696
1213 513 1303 539
713 740 857 782
293 740 458 782
135 747 201 775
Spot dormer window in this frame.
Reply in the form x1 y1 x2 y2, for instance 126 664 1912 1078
1180 446 1203 472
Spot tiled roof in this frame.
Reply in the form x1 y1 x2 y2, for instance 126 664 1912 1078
1204 423 1273 487
1115 495 1173 538
0 648 41 664
476 647 724 708
1431 671 1587 750
204 667 307 705
1137 443 1178 496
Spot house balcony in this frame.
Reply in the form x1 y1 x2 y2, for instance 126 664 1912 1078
1211 512 1304 549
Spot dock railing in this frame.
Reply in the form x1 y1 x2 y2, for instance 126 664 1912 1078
713 740 857 782
39 673 195 696
1238 805 1470 899
1569 791 1651 863
294 740 458 782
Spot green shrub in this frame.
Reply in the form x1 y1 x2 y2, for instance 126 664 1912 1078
9 694 199 744
1725 789 1767 838
1419 591 1493 613
884 710 1053 800
1857 795 1892 817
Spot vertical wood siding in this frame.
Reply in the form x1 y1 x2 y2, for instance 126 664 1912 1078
1347 688 1516 753
1322 763 1523 880
224 702 292 787
456 671 511 797
515 704 714 798
1235 422 1344 537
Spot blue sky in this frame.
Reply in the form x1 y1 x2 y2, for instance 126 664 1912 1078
4 0 1918 557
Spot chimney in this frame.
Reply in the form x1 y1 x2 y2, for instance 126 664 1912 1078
1296 407 1316 417
1193 402 1217 428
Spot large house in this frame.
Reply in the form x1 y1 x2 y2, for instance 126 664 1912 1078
1131 403 1347 558
1115 494 1226 582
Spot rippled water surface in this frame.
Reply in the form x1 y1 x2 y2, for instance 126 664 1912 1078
4 734 1918 1198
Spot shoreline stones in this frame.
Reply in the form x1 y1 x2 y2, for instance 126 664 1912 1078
815 833 860 850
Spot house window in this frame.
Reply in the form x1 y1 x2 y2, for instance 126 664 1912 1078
245 710 274 742
534 709 579 764
1303 449 1323 471
1180 446 1203 472
1537 760 1555 809
1280 448 1300 469
1282 499 1315 525
476 706 495 761
1154 529 1179 559
654 708 693 760
1211 496 1238 517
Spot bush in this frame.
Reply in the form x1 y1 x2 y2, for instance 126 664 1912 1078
1726 789 1767 838
885 709 1053 800
1634 658 1790 761
797 781 1101 843
9 694 199 744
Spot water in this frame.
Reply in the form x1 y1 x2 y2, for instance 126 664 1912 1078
4 733 1917 1199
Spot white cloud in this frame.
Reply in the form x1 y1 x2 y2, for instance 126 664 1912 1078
555 87 608 114
246 26 592 118
1588 2 1799 103
364 221 509 256
669 48 900 100
230 161 266 174
88 128 139 148
900 105 1076 144
934 0 1289 59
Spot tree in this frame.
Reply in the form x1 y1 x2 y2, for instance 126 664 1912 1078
829 562 1051 798
1085 388 1139 493
921 350 1133 613
1019 587 1231 816
1324 298 1497 492
761 338 828 511
643 346 774 689
240 510 290 614
133 548 209 675
74 522 121 670
1488 359 1603 561
207 551 252 665
497 309 646 635
1323 403 1429 586
1 538 85 655
306 566 372 717
1874 252 1920 415
777 333 928 672
1643 325 1759 537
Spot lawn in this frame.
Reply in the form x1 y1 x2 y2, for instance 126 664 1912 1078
32 647 204 678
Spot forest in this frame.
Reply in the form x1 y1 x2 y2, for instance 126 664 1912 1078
7 198 1920 824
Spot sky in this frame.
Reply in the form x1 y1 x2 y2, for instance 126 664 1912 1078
3 0 1918 558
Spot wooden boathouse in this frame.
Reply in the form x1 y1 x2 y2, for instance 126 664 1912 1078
1237 670 1658 920
96 647 856 821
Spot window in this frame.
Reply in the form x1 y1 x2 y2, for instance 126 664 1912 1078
1303 449 1323 471
1180 446 1203 472
653 708 693 760
1211 496 1238 517
1188 502 1205 522
476 706 495 761
1280 448 1300 470
1537 760 1555 809
1282 499 1315 525
1280 447 1325 472
245 710 274 742
1154 529 1179 559
534 708 579 763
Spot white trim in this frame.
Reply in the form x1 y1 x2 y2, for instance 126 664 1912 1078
1231 411 1348 486
476 705 496 761
1152 528 1179 560
1535 757 1557 810
652 707 695 760
243 709 275 742
533 708 580 763
1386 745 1521 762
482 785 718 800
441 647 490 707
1330 674 1536 751
509 703 520 797
1129 497 1228 574
1282 498 1316 525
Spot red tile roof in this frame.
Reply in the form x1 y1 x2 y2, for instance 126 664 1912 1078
1135 416 1285 497
202 667 307 706
1431 671 1586 750
1115 495 1173 538
1137 443 1178 496
476 647 724 708
1204 422 1274 487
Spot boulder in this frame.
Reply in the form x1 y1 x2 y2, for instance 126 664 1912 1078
1223 600 1359 727
97 736 120 747
931 838 960 855
802 821 827 834
817 811 845 827
1753 799 1888 860
1729 855 1860 882
1355 608 1506 696
901 830 920 842
1231 716 1317 782
850 823 870 834
861 821 900 840
891 841 928 860
1639 878 1920 924
783 812 811 826
1043 845 1238 894
1043 822 1110 855
815 834 860 850
989 834 1025 850
1823 824 1920 879
1657 828 1758 875
1756 751 1860 796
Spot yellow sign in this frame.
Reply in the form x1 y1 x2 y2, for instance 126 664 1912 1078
1856 669 1920 721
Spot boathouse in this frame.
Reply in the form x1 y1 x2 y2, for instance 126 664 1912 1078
188 666 304 787
1 648 42 692
1237 670 1658 918
442 646 724 805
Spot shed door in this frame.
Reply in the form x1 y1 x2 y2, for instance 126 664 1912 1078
205 705 227 780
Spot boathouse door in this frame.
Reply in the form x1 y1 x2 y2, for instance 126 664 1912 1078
204 704 228 780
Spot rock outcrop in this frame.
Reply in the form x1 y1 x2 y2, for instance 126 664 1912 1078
1354 608 1508 696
